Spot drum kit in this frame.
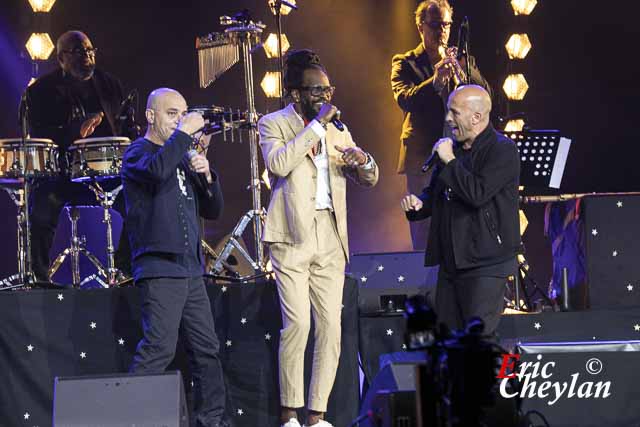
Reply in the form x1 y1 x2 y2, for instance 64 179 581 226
0 9 270 289
0 105 253 290
0 136 131 290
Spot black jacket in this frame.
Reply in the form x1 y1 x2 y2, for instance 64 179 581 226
407 124 520 269
26 68 124 152
391 43 491 175
122 130 223 260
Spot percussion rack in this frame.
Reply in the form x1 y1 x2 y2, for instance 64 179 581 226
197 12 269 279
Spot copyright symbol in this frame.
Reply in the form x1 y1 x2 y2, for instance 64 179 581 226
585 358 603 375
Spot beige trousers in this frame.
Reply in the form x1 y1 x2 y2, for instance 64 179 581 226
268 209 346 412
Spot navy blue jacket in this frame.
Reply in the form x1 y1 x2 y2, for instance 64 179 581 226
407 124 520 270
121 130 223 260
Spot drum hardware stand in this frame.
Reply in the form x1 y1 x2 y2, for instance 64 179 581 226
197 11 270 279
48 206 108 288
48 180 127 288
87 180 127 286
0 180 37 290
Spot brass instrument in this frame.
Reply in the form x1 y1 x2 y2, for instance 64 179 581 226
444 46 467 89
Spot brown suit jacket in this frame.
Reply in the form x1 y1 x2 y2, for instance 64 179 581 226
258 104 379 261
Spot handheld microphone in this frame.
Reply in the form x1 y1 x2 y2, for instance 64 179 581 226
331 110 344 132
421 151 439 173
187 149 213 198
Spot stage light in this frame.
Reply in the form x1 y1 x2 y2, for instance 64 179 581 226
28 0 56 12
268 0 296 16
28 77 37 86
263 33 290 59
505 119 525 132
261 71 281 98
519 210 529 235
25 33 55 60
503 74 529 101
505 34 532 59
511 0 537 16
262 169 271 190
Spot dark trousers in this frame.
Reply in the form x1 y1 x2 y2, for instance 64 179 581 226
435 269 507 336
29 177 131 280
129 276 227 427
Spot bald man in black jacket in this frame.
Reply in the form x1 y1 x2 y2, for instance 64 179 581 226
402 85 519 336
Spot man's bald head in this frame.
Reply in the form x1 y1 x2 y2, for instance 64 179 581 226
146 88 186 111
451 85 492 116
144 88 188 145
56 31 96 80
445 85 492 145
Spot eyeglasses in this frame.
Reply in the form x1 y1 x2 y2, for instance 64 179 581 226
299 85 336 97
63 47 98 57
424 20 452 30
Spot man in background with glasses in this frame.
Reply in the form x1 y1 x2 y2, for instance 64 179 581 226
24 30 133 283
259 49 378 427
391 0 491 251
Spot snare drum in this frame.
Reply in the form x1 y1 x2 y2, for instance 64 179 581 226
0 138 58 184
69 136 131 182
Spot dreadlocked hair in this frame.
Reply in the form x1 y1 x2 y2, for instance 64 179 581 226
283 49 327 95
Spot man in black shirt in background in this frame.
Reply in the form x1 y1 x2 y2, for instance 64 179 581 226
25 30 132 282
123 88 227 427
401 85 520 335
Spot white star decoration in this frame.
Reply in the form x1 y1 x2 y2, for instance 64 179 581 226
240 318 247 325
221 286 228 292
386 329 394 336
80 352 87 359
377 265 384 272
237 409 244 415
57 293 64 301
27 345 33 352
360 276 368 283
634 324 640 332
591 229 598 236
90 322 97 329
225 340 232 347
612 250 618 257
534 322 542 330
402 344 407 350
24 413 29 420
617 201 623 208
265 333 271 340
118 338 125 346
628 284 634 292
397 276 405 283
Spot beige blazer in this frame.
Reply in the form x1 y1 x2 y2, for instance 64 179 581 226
258 104 379 260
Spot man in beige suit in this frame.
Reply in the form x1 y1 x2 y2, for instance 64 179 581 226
258 50 378 427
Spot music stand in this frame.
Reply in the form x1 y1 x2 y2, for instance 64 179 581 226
508 129 572 191
507 129 572 311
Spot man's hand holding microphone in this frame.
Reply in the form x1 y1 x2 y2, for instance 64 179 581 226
178 112 212 184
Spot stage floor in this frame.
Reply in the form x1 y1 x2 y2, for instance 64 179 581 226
1 280 639 426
